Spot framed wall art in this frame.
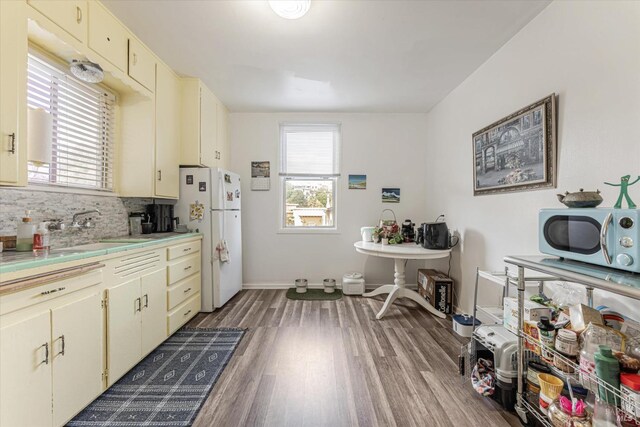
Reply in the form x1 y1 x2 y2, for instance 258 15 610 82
348 174 366 189
472 94 557 196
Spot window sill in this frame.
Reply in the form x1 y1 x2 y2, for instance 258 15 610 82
277 227 340 235
2 184 118 197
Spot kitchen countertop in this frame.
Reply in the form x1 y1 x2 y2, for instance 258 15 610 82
0 232 202 275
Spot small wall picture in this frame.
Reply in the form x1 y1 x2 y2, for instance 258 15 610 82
382 188 400 203
348 174 367 189
251 161 270 178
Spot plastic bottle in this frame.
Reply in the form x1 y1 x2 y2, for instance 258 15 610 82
594 345 620 406
33 222 50 256
538 316 556 363
16 210 35 252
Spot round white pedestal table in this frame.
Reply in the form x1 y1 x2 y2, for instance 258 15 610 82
354 241 451 320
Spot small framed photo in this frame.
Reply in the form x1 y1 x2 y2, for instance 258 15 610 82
382 188 400 203
473 94 557 196
348 174 366 189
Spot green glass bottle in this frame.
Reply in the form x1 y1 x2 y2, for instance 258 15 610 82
594 345 620 405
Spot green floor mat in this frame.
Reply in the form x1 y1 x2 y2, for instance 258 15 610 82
286 288 343 300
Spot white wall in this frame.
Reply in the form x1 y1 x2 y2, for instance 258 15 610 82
229 113 431 287
424 1 640 314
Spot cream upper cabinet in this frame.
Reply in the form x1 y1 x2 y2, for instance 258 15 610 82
216 99 229 169
28 0 88 43
0 0 27 186
155 62 180 198
180 78 221 167
88 1 128 72
128 38 156 92
0 311 52 427
51 292 103 426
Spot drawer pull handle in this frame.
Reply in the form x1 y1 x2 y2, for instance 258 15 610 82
41 287 66 296
183 287 192 294
143 294 149 308
76 6 82 23
8 133 16 154
183 247 191 252
183 265 192 271
41 343 49 365
183 309 191 317
135 297 141 312
57 335 65 356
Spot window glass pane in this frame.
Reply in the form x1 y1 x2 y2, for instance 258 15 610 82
26 50 116 191
285 180 334 227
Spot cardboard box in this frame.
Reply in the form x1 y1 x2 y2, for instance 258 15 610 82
503 297 551 334
417 269 452 314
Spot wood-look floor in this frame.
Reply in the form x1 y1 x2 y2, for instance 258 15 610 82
188 290 519 427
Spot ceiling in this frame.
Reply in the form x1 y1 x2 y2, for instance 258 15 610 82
102 0 550 113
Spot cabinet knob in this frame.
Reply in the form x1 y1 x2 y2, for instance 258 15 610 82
57 335 65 356
183 309 191 317
183 287 192 294
76 6 82 24
157 170 162 181
41 342 49 365
184 265 192 271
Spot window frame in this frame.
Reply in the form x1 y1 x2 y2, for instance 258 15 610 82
26 47 117 193
278 122 341 234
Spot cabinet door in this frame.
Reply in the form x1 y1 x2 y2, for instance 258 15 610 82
107 278 141 385
28 0 87 43
0 311 52 427
141 268 168 356
199 86 218 167
88 2 128 72
155 62 180 198
216 100 229 169
0 0 27 186
51 292 103 426
128 38 156 91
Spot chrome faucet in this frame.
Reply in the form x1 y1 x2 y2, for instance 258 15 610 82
70 209 101 229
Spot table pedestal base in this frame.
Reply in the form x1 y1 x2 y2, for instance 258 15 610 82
362 258 446 320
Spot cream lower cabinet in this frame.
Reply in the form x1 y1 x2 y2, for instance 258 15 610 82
0 290 103 427
107 268 167 385
52 292 103 426
0 311 52 427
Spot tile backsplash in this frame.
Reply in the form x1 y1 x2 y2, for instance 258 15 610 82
0 188 150 248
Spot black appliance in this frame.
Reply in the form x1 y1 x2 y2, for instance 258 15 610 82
401 219 415 242
147 203 174 233
422 222 450 250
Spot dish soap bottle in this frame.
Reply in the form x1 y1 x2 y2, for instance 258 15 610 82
16 211 36 252
33 222 50 256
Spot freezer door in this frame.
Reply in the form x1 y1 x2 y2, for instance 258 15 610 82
215 210 243 308
177 168 213 211
212 168 241 211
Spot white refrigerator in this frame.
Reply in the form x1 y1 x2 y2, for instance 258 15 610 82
175 167 243 312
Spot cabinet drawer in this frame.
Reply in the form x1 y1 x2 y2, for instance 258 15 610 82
128 38 155 91
167 240 201 260
167 293 200 335
28 0 87 43
0 267 102 316
167 254 200 285
88 2 128 72
167 273 200 310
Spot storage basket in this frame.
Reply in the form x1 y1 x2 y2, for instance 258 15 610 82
378 209 399 236
538 373 564 400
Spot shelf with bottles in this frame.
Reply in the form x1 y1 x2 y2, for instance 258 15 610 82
521 331 640 425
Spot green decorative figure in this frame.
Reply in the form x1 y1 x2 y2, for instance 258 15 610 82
605 175 640 209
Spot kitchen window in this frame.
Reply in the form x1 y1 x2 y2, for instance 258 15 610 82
26 50 116 191
279 123 340 231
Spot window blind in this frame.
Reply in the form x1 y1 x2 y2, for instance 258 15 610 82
27 51 116 191
279 124 340 177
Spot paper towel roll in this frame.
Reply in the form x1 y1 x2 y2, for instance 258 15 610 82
28 108 53 165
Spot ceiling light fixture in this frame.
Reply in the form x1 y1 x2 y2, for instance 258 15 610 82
268 0 310 20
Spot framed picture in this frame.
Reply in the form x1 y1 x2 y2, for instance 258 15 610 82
473 94 557 196
348 174 366 189
382 188 400 203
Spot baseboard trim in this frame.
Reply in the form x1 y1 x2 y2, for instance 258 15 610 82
242 283 419 291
